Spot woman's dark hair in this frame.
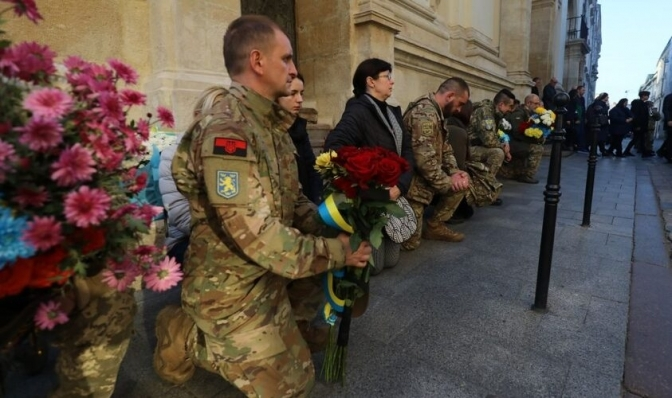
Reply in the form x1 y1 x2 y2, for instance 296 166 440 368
454 100 474 126
352 58 392 97
295 73 304 83
597 92 609 101
617 98 628 107
568 89 578 99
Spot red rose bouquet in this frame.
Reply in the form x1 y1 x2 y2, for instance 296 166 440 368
0 0 181 350
314 145 408 383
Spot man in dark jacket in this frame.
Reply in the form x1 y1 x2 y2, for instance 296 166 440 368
542 77 558 111
658 93 672 161
625 90 651 157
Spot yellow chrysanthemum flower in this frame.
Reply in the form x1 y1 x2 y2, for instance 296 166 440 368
535 107 546 115
315 150 336 168
498 130 505 138
524 127 543 139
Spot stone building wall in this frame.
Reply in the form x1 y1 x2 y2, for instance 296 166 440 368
7 0 569 132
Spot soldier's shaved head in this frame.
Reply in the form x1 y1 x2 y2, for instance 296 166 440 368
223 15 281 77
437 77 470 96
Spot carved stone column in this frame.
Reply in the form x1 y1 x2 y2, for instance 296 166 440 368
500 0 534 100
529 0 559 83
145 0 239 131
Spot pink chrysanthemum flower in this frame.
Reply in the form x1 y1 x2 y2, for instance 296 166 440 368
119 89 146 106
4 0 43 24
96 92 124 124
63 186 111 228
0 41 55 82
34 301 69 330
156 106 175 128
143 256 183 292
23 87 73 119
22 215 63 251
136 118 150 140
0 139 17 182
84 63 114 93
108 59 138 85
51 143 96 186
13 185 49 208
63 55 88 72
133 204 162 226
16 116 63 152
101 258 140 291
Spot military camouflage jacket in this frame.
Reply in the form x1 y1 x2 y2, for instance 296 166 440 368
171 84 346 329
467 99 505 148
402 93 458 205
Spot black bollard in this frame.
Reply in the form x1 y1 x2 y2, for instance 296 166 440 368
533 92 570 311
581 120 601 226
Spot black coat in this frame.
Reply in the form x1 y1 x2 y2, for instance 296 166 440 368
630 99 648 132
586 99 610 142
542 84 557 111
324 94 415 195
288 117 323 204
608 106 632 137
664 94 672 131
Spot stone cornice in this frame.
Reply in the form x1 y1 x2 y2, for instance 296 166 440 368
389 0 436 21
532 0 556 10
354 1 404 33
565 38 591 55
394 35 514 91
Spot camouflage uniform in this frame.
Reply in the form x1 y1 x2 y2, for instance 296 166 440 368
402 93 466 250
170 83 347 397
50 274 136 398
467 99 506 177
499 105 544 180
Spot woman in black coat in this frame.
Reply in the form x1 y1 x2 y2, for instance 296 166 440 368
324 58 415 274
608 98 633 157
586 92 611 156
324 58 414 199
278 74 323 204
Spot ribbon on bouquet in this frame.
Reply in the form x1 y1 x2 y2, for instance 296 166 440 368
317 193 354 233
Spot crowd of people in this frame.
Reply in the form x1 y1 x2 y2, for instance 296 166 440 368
533 77 672 160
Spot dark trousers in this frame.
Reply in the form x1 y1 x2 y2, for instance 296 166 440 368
624 129 643 154
609 134 625 156
167 237 189 266
576 124 588 150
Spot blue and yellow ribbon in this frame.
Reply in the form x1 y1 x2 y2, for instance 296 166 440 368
322 269 345 325
317 193 353 233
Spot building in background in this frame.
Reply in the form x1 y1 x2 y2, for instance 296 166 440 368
7 0 601 138
561 0 601 101
639 37 672 138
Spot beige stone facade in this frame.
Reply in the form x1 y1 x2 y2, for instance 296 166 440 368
7 0 581 132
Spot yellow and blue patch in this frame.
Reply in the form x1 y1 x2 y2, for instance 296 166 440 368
216 170 239 198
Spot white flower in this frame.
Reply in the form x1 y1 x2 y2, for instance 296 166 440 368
499 119 512 130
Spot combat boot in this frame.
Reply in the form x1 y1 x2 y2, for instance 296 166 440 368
153 305 196 385
422 219 464 242
518 176 539 184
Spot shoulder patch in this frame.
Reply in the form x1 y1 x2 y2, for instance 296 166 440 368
421 122 434 136
216 170 239 198
483 119 495 131
214 137 247 157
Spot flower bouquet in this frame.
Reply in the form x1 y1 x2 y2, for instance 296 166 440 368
519 107 556 142
0 0 181 357
313 146 408 383
497 119 511 144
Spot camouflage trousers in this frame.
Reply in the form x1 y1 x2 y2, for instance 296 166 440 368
644 128 655 152
469 146 505 177
182 274 322 398
50 274 137 398
404 189 465 250
498 143 544 180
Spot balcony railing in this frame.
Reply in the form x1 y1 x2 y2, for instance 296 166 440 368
567 15 589 40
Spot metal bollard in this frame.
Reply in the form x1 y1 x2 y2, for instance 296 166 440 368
533 92 570 311
582 120 601 226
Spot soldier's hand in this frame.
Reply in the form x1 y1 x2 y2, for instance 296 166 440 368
338 234 372 268
388 186 401 201
450 172 469 192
